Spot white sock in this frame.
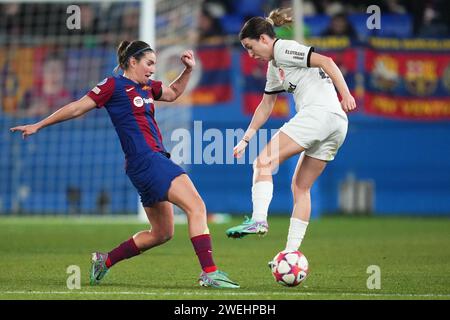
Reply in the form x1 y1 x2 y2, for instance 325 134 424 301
285 218 309 251
251 181 273 222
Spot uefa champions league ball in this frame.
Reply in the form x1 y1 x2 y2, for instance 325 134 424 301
270 250 309 287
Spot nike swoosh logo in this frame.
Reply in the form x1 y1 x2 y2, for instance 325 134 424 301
217 279 238 286
126 87 134 92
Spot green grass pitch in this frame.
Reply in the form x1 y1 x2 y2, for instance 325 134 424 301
0 215 449 300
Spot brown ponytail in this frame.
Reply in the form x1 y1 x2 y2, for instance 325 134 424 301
267 8 293 27
114 40 153 73
239 7 293 41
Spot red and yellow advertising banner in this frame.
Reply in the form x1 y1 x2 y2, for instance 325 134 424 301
241 37 360 118
365 38 450 120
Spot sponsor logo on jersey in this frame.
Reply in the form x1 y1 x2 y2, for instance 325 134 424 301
144 97 154 104
133 96 154 107
292 55 305 61
285 49 305 61
92 86 101 94
133 96 144 107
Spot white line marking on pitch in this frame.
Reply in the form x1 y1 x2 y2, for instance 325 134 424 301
2 291 450 298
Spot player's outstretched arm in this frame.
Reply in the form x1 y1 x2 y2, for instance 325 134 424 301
234 93 277 158
10 95 97 139
159 50 195 102
309 52 356 113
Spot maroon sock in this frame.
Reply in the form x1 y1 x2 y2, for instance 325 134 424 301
191 234 217 273
105 238 141 268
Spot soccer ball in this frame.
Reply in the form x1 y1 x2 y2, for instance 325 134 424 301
270 250 309 287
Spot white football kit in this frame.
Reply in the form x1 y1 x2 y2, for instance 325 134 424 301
265 39 348 161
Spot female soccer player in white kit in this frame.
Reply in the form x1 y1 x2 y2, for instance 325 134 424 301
226 8 356 254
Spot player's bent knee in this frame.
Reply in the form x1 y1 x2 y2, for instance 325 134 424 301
254 156 271 169
185 196 206 217
159 233 173 244
153 232 173 246
292 185 311 199
253 158 273 177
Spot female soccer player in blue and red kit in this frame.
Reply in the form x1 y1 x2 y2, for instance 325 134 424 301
10 40 239 289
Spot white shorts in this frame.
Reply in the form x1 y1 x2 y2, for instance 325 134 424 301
280 107 348 161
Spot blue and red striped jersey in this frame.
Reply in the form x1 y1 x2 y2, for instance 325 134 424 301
87 75 166 159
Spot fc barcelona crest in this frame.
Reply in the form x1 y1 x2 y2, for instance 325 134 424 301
405 60 438 96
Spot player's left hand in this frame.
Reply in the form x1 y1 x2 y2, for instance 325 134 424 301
341 94 356 113
233 139 248 158
10 123 40 139
181 50 195 70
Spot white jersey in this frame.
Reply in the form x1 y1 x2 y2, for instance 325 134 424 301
265 39 346 118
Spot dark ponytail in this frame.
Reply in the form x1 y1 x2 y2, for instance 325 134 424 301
114 40 153 73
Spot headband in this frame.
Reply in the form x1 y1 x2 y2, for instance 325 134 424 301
125 46 153 62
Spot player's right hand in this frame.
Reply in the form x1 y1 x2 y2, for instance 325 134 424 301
233 139 249 158
10 124 40 139
341 93 356 113
181 50 195 70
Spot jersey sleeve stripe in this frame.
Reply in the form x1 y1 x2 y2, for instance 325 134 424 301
151 80 163 100
307 47 314 68
264 90 285 95
154 88 163 100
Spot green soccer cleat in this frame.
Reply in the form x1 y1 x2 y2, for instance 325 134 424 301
198 270 240 289
226 216 269 238
90 252 109 285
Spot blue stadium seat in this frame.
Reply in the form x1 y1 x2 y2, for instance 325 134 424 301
376 14 412 38
304 15 331 36
348 14 373 39
233 0 264 17
348 13 412 39
220 15 244 35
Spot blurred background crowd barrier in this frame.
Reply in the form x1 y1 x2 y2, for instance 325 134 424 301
1 0 449 217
